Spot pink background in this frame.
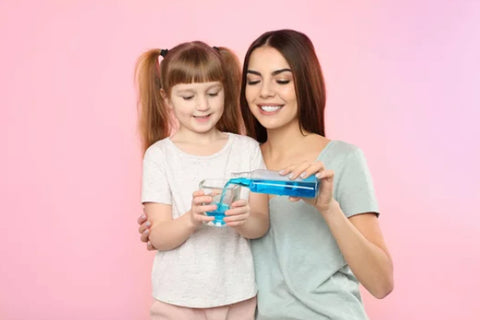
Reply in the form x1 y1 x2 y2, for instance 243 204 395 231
1 0 479 319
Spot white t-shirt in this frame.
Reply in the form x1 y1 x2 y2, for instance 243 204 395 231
142 133 265 308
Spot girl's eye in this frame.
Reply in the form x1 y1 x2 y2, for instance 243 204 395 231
182 96 194 100
208 92 219 97
277 79 290 85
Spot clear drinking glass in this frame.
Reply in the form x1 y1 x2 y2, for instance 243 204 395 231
199 179 242 227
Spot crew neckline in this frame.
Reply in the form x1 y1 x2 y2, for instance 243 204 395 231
165 132 234 159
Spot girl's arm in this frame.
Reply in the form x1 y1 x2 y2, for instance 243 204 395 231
284 163 394 299
224 192 269 239
144 191 217 251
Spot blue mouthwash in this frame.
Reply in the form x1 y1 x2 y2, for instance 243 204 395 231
226 169 319 198
205 201 229 226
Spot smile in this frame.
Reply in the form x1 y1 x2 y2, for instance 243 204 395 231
258 105 283 113
193 114 212 121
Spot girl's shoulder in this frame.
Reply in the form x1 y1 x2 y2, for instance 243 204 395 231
143 137 172 160
227 133 261 148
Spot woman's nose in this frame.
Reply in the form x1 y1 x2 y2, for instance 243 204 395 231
259 81 274 98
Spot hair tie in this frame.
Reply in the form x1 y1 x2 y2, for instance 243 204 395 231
160 49 169 57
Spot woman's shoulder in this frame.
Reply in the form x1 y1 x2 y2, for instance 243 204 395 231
321 139 364 162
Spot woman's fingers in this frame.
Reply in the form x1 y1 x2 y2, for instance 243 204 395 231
280 161 326 180
140 228 149 242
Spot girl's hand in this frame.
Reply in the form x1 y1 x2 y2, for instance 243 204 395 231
280 161 336 213
189 190 216 227
137 209 155 251
224 199 250 227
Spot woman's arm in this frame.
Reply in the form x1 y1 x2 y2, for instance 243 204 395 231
284 162 394 299
322 202 394 299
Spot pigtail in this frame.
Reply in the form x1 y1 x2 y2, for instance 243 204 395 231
135 49 170 152
215 47 244 134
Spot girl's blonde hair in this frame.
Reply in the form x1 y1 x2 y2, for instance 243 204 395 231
135 41 243 152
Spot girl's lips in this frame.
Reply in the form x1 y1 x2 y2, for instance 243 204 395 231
193 114 212 122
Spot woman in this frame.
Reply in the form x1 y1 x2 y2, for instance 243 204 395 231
138 29 393 319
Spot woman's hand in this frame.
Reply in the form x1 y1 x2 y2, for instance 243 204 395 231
280 161 336 213
137 209 155 250
224 199 250 227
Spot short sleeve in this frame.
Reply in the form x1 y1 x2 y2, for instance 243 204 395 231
335 148 379 217
141 147 172 204
250 142 266 170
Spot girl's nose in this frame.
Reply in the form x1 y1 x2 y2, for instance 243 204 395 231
196 95 210 111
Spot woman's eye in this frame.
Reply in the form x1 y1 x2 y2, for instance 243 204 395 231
247 80 260 85
182 96 194 100
208 92 219 97
277 79 290 85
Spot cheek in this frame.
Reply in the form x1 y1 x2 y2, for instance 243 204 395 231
245 86 256 102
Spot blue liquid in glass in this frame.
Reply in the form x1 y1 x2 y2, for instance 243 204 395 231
205 201 229 226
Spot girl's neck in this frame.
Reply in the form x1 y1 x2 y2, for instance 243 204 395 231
170 128 229 156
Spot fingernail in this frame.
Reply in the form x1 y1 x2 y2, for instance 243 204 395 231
146 221 151 227
315 172 323 178
140 214 146 219
279 169 285 174
143 229 149 235
300 172 307 178
289 173 295 179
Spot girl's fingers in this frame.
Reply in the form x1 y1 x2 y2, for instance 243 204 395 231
225 207 248 216
224 213 249 223
288 196 301 202
229 199 248 208
192 195 214 205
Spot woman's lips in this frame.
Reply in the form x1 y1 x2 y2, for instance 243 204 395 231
258 105 283 114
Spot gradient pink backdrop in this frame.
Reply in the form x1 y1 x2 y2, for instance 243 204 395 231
1 0 479 319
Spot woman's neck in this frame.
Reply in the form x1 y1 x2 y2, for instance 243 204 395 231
261 123 328 170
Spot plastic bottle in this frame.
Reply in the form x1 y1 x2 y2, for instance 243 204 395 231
227 169 319 198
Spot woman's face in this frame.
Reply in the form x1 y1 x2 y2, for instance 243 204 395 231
245 46 298 131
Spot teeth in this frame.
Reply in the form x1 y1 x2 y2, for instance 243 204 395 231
260 105 281 112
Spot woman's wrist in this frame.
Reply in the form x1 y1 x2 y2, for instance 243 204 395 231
317 199 340 216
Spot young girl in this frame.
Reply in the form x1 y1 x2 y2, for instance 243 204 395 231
135 41 269 320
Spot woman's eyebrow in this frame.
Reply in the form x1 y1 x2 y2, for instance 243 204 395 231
272 68 292 76
247 69 292 76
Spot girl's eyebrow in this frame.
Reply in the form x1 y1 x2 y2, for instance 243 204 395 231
247 68 292 76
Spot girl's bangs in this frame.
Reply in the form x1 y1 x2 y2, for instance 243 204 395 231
166 54 224 87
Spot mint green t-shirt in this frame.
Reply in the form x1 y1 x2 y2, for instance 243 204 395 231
251 140 379 320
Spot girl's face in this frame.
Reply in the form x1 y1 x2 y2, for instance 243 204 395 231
245 46 298 131
167 81 224 135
